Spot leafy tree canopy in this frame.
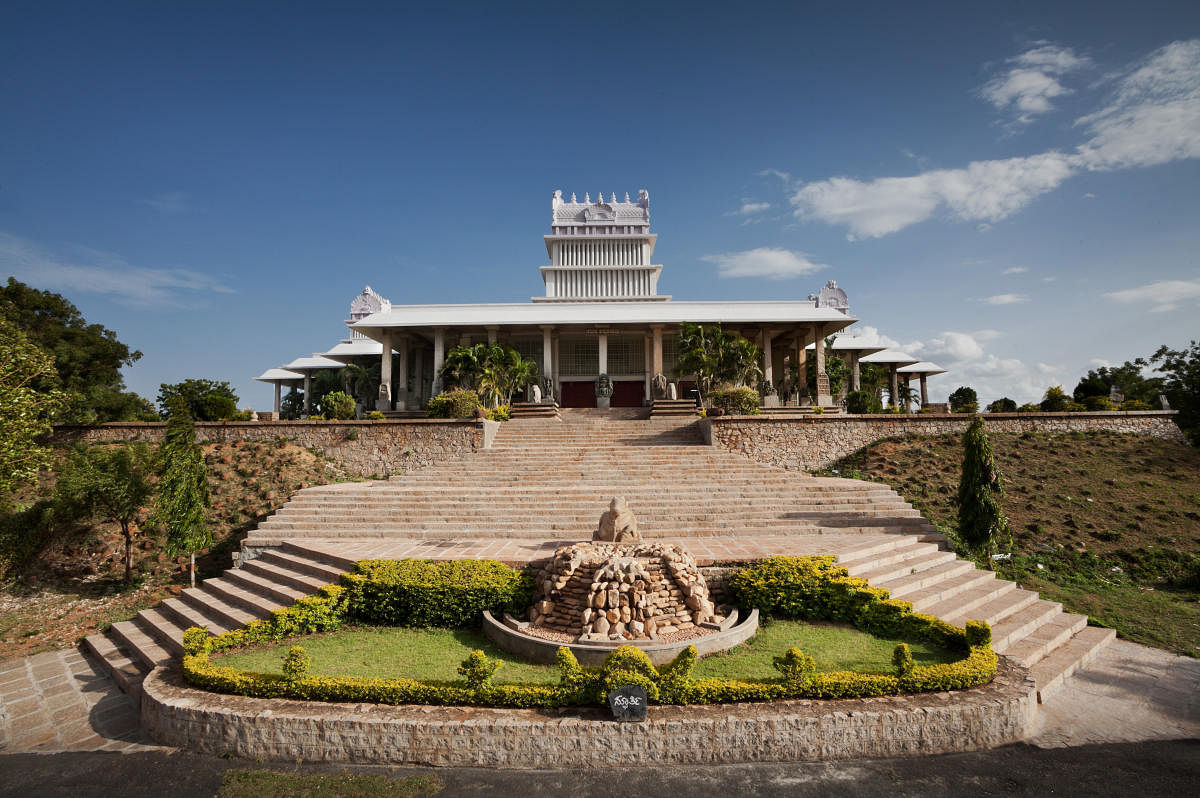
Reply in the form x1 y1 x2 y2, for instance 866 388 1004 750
0 278 153 423
956 417 1009 561
0 318 70 506
675 322 763 402
151 399 211 584
948 386 978 414
986 397 1017 413
1148 341 1200 445
1072 361 1163 405
1040 385 1070 412
157 379 239 421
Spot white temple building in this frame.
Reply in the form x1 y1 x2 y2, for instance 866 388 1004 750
260 189 945 412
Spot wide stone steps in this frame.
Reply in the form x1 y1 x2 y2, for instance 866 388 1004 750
83 544 350 698
1027 626 1116 701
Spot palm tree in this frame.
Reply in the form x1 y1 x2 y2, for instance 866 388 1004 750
438 344 487 392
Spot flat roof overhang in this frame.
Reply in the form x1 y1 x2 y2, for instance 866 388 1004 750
351 301 857 344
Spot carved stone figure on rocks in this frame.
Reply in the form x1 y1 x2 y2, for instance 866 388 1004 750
594 497 640 542
529 383 542 403
652 373 668 399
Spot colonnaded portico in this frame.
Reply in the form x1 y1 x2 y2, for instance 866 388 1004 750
348 190 856 409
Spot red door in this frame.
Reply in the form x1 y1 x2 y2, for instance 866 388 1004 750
611 381 645 407
559 381 597 408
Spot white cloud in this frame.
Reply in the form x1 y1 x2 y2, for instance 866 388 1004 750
980 43 1090 126
1076 40 1200 171
143 191 192 215
788 39 1200 239
835 325 900 349
756 168 793 184
983 293 1030 305
1001 266 1029 275
1104 278 1200 313
972 329 1003 341
0 232 234 306
790 152 1075 239
1089 358 1113 368
726 201 771 216
1042 276 1058 283
700 247 828 280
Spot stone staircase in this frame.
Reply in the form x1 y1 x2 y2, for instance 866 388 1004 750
82 408 1113 705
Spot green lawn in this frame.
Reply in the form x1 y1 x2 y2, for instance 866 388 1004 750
212 621 958 684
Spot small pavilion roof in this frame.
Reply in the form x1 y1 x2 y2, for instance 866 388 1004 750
860 349 921 367
897 361 947 377
254 368 305 383
322 339 384 362
283 354 345 371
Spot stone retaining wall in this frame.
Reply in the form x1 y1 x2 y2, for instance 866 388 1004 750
704 411 1188 472
140 659 1037 766
51 419 495 478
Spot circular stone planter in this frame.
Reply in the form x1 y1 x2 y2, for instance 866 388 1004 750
140 658 1037 767
482 608 760 667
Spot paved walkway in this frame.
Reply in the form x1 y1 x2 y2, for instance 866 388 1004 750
0 649 160 753
1032 639 1200 747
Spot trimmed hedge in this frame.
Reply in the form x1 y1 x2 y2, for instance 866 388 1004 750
425 389 483 419
708 386 761 415
181 555 997 708
343 559 534 627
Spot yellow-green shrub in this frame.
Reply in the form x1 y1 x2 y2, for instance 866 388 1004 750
342 559 534 628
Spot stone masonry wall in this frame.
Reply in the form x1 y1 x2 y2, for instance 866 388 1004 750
141 659 1037 766
705 411 1188 473
51 419 493 478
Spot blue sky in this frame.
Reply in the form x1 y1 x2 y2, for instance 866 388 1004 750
2 1 1197 407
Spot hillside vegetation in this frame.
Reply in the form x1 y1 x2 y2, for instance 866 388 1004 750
821 430 1200 657
0 440 342 660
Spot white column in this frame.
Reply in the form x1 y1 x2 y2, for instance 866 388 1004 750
432 327 445 396
651 325 664 377
274 383 281 415
413 346 425 408
849 352 861 392
813 324 831 406
643 333 652 402
598 333 608 374
920 374 929 407
303 372 311 415
902 375 912 413
395 338 408 411
761 330 777 407
889 365 899 408
378 329 393 411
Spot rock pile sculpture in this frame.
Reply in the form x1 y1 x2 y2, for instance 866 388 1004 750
527 539 719 642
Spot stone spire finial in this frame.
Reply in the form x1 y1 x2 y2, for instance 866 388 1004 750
584 192 590 203
571 192 577 202
611 192 617 203
624 192 630 202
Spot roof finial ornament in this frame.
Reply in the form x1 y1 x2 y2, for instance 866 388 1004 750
624 192 630 202
571 192 577 202
611 192 617 203
584 192 590 203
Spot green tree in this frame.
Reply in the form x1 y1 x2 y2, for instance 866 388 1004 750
1148 341 1200 444
279 387 304 420
676 322 763 404
438 344 489 393
0 278 152 423
1040 385 1070 412
956 418 1009 564
986 397 1017 413
157 379 239 421
150 400 210 587
438 344 538 408
1072 361 1162 405
948 386 978 414
0 319 70 507
56 443 155 582
322 390 357 420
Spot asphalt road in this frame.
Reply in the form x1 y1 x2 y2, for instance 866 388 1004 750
2 739 1198 798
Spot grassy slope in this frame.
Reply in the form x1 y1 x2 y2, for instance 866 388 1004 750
0 440 341 660
820 430 1200 657
213 620 958 682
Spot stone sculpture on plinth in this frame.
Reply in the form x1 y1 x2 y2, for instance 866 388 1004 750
594 497 640 542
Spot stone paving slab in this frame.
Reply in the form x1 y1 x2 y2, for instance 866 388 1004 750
1032 639 1200 747
0 648 163 754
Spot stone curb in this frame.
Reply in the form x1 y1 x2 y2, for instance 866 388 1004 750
140 658 1037 767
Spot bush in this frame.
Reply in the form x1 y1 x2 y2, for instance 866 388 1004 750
342 559 535 627
281 646 311 680
957 418 1009 560
1120 399 1152 411
1040 385 1070 412
486 405 510 422
986 397 1017 413
157 378 239 421
707 386 761 415
846 390 882 414
892 643 915 677
1017 403 1040 413
948 386 978 414
366 410 385 420
426 389 483 419
322 391 357 420
1083 396 1114 411
231 408 254 421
